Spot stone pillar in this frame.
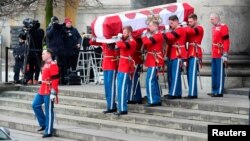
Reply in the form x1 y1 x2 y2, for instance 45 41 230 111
130 0 176 9
65 0 80 26
177 0 250 55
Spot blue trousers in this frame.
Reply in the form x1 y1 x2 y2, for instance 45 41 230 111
32 94 54 135
127 64 142 102
117 72 130 112
169 59 182 97
211 58 225 95
187 57 198 97
146 67 161 104
103 70 117 110
166 59 171 94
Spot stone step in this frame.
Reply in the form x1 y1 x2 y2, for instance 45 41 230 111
0 95 248 125
202 55 250 60
8 129 76 141
199 69 250 76
19 86 107 100
0 84 19 92
225 88 249 96
0 100 215 134
0 109 207 141
243 77 250 87
0 115 168 141
18 87 249 115
202 59 250 66
141 67 250 76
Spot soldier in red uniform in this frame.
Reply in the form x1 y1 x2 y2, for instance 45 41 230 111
162 25 173 96
32 48 59 138
163 15 187 99
142 20 164 106
127 37 143 104
185 13 204 99
115 26 137 115
208 13 230 97
89 40 119 113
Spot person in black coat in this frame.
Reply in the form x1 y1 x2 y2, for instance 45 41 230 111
63 17 82 71
46 16 67 85
46 16 65 60
26 21 44 85
57 17 81 85
13 33 26 84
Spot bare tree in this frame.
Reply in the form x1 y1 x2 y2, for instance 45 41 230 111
0 0 38 17
0 0 103 18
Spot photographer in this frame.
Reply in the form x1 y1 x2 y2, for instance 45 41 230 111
46 16 67 85
46 16 65 61
23 19 44 85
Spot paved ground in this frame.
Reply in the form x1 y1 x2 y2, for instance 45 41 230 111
9 129 76 141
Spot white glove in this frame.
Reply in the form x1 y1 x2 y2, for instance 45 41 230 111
165 25 170 31
50 94 56 101
114 45 119 50
91 36 96 41
222 53 228 62
142 30 148 34
183 61 187 67
117 33 123 39
50 89 57 101
141 29 148 38
180 21 187 27
146 32 152 38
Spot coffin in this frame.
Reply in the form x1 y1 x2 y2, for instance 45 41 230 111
91 2 194 43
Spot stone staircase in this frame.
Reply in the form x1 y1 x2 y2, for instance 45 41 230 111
0 85 248 141
142 55 250 90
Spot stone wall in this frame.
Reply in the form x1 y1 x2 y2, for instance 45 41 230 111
177 0 250 55
76 0 130 34
130 0 176 9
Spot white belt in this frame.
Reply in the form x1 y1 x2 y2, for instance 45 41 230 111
189 42 201 47
147 51 164 61
172 44 185 48
212 43 223 48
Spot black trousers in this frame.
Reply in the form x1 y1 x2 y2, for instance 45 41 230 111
27 55 41 81
57 55 71 84
13 60 23 81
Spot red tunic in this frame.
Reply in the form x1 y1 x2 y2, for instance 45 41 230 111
142 31 164 67
132 38 143 65
211 23 230 58
164 27 187 60
185 25 204 58
39 61 59 103
89 40 118 70
116 37 137 73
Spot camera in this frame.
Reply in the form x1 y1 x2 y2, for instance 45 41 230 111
22 18 39 31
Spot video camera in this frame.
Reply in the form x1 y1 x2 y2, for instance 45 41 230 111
48 16 65 28
22 18 39 32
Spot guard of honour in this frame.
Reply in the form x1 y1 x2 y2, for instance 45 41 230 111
88 13 230 116
32 12 229 138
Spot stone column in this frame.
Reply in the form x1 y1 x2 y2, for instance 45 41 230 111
130 0 176 9
177 0 250 55
65 0 80 26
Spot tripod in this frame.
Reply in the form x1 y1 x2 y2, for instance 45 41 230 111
21 30 42 85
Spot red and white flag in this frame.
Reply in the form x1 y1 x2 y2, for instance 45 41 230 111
91 2 194 43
